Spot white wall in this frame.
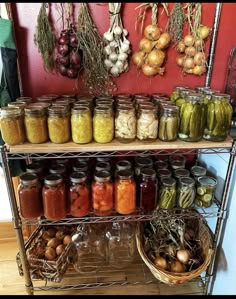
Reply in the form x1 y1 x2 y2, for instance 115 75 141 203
0 167 13 221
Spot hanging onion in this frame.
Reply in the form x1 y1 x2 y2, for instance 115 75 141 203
155 32 171 50
185 46 196 57
144 24 162 41
176 55 185 67
147 49 166 67
183 34 195 47
139 38 155 53
132 51 146 68
197 25 211 40
142 63 163 76
183 57 195 69
175 40 186 53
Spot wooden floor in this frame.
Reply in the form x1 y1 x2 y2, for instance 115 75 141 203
0 222 205 295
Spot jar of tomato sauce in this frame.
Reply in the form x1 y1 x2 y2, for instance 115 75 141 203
18 173 43 219
42 174 67 220
69 172 90 217
115 169 136 215
92 170 113 216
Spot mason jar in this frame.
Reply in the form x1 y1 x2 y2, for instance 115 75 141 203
115 106 136 143
16 96 33 103
173 168 190 182
195 176 217 208
177 177 195 209
134 156 153 177
137 106 158 141
157 169 172 181
159 105 179 141
190 165 207 181
169 85 189 103
26 161 45 183
71 107 92 144
93 107 114 143
159 177 177 209
116 160 132 171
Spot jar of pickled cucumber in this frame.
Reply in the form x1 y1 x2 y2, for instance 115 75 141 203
178 93 205 142
175 89 196 108
190 165 207 181
137 106 158 141
24 106 48 144
169 85 189 103
93 107 114 143
195 176 217 208
203 93 233 141
201 88 221 104
115 106 136 143
195 86 210 94
0 107 26 145
159 105 179 141
71 107 92 144
48 106 71 143
159 177 177 209
177 177 195 209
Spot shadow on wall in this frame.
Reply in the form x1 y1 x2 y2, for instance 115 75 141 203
214 246 227 271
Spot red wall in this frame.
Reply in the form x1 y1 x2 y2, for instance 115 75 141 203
10 3 236 98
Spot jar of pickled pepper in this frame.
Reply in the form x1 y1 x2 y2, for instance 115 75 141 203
71 107 93 144
93 107 114 143
92 170 113 216
18 173 43 218
42 174 67 220
69 172 90 217
159 177 177 209
139 168 158 212
115 169 136 215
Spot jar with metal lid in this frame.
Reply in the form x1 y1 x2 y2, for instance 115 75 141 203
173 168 190 181
195 86 210 94
169 154 186 164
93 107 114 143
190 165 207 182
72 161 88 173
169 160 185 171
51 100 71 111
18 172 43 218
154 160 168 171
134 93 149 100
139 168 157 212
157 169 172 181
71 107 92 144
135 98 151 110
178 92 205 142
69 172 90 217
159 105 179 141
16 96 33 103
115 106 136 143
48 106 71 143
0 107 26 145
95 161 111 172
201 88 221 104
61 93 76 99
49 163 67 178
96 101 114 110
24 106 48 144
115 169 136 215
116 93 132 99
53 158 71 173
26 161 45 183
116 160 132 171
92 170 113 216
177 177 195 209
175 89 196 108
42 174 67 220
137 106 158 141
134 156 153 176
73 101 91 112
8 101 27 111
154 154 169 163
195 176 217 208
203 93 233 141
36 96 54 105
159 177 177 209
169 85 189 103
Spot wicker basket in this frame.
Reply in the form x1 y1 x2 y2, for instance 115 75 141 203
16 225 76 282
136 216 214 285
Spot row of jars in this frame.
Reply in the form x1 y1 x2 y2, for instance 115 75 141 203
17 154 217 220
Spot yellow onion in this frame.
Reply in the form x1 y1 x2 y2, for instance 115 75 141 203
197 25 211 40
144 24 161 41
132 50 146 68
147 49 166 67
183 57 195 69
139 38 155 53
184 68 193 74
192 65 207 76
170 260 185 273
193 51 207 66
155 32 171 50
183 34 195 47
176 55 185 67
195 38 205 50
142 63 162 76
153 256 168 270
175 40 186 53
184 46 196 57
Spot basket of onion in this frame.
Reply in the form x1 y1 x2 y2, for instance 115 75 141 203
136 209 213 285
16 225 76 282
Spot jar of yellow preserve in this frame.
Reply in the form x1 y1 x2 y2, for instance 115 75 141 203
71 107 92 144
93 106 114 143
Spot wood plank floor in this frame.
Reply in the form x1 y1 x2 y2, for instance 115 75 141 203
0 222 205 295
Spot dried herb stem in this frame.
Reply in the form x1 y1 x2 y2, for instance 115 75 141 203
166 3 185 44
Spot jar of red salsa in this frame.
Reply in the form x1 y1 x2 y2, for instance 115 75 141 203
42 174 67 220
18 173 43 219
69 172 90 217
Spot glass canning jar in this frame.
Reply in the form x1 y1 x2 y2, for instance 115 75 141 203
116 160 132 171
177 177 195 209
137 106 158 141
69 172 90 217
201 88 221 104
195 176 217 208
190 165 207 181
115 169 136 215
71 107 92 144
0 107 26 145
173 168 190 182
134 156 153 176
95 161 111 172
24 106 48 144
42 174 67 220
159 177 177 209
169 160 186 171
169 85 189 103
115 106 136 143
93 107 114 143
154 160 168 171
157 169 172 181
18 173 43 218
139 168 158 212
159 105 179 141
26 161 45 183
8 101 27 112
16 96 33 103
48 106 71 143
92 170 113 216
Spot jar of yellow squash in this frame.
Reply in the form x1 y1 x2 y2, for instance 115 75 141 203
24 106 48 144
48 106 71 143
93 107 114 143
0 106 26 145
71 107 92 144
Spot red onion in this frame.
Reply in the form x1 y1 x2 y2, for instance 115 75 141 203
70 51 81 66
58 64 68 76
57 44 69 56
69 33 78 48
58 55 70 67
67 67 78 78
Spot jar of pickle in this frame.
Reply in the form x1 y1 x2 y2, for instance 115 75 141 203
48 106 71 144
175 89 196 108
42 174 67 220
173 168 190 182
169 85 189 103
71 107 92 144
177 177 195 209
159 105 179 141
178 93 205 142
24 106 48 144
203 93 233 141
195 86 210 94
115 106 136 143
139 168 157 212
0 107 25 145
195 176 217 208
18 173 43 218
115 169 136 215
201 88 221 104
137 106 158 141
93 107 114 143
69 172 90 217
92 170 113 216
159 177 177 209
190 165 207 181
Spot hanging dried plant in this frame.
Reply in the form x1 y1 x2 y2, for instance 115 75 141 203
34 3 56 72
166 3 185 44
77 3 117 96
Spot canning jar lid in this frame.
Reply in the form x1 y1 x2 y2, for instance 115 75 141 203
72 106 90 113
24 106 47 116
94 170 111 182
16 96 33 103
161 177 176 187
158 169 172 178
174 168 190 178
70 171 87 183
154 160 168 170
49 163 66 175
202 89 220 95
26 162 43 174
20 172 38 185
211 93 231 101
0 106 22 117
116 169 134 179
94 106 113 113
174 85 190 91
140 168 156 179
95 161 111 172
44 174 63 185
116 160 132 171
190 165 207 176
197 176 217 187
73 161 88 172
162 105 179 114
179 176 195 188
